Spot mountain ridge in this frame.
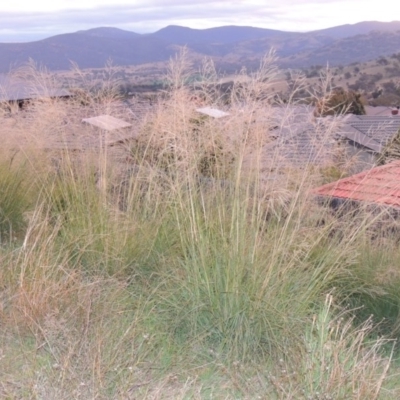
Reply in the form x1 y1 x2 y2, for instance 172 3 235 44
1 21 400 73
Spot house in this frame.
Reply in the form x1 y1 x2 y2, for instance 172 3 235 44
257 105 344 171
364 105 395 117
340 115 400 151
0 96 154 154
0 74 71 109
196 107 230 119
336 114 400 171
256 106 400 175
313 160 400 209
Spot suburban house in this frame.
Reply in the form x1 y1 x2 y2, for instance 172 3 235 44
311 160 400 239
313 160 400 209
0 73 72 108
337 114 400 171
259 105 340 171
255 104 400 175
364 105 398 117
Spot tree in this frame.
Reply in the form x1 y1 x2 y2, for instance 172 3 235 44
314 88 366 117
344 72 352 79
377 56 389 66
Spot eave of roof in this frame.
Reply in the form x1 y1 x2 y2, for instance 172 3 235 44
82 115 132 132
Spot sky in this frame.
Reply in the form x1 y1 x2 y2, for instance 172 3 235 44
1 0 399 42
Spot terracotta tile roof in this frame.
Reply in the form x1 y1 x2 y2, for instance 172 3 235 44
313 160 400 207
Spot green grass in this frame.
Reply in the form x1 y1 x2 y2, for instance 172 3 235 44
0 153 33 243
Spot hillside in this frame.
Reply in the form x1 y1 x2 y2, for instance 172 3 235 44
1 22 400 73
278 52 400 107
315 20 400 39
0 30 176 72
78 27 141 39
282 30 400 68
151 25 294 45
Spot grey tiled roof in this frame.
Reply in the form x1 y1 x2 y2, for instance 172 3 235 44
0 74 71 101
339 115 400 152
262 106 338 169
1 99 155 151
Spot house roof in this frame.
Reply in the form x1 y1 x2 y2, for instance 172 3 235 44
196 107 230 118
262 106 338 168
267 126 337 168
0 74 71 102
364 106 395 117
338 115 400 152
313 160 400 208
82 115 132 131
1 99 155 151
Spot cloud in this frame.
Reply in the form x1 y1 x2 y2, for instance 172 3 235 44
0 0 397 42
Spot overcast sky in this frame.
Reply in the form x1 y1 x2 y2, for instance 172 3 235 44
1 0 399 42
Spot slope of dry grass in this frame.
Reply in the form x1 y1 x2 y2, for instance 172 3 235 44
0 58 399 399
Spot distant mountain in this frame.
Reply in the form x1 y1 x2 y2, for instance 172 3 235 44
313 21 400 39
78 27 141 40
0 30 175 72
190 32 335 59
150 25 293 45
281 30 400 67
1 22 400 73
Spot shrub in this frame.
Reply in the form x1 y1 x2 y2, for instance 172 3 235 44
314 88 366 116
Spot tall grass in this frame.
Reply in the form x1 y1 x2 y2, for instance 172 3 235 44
270 294 394 399
0 151 33 243
0 57 399 398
